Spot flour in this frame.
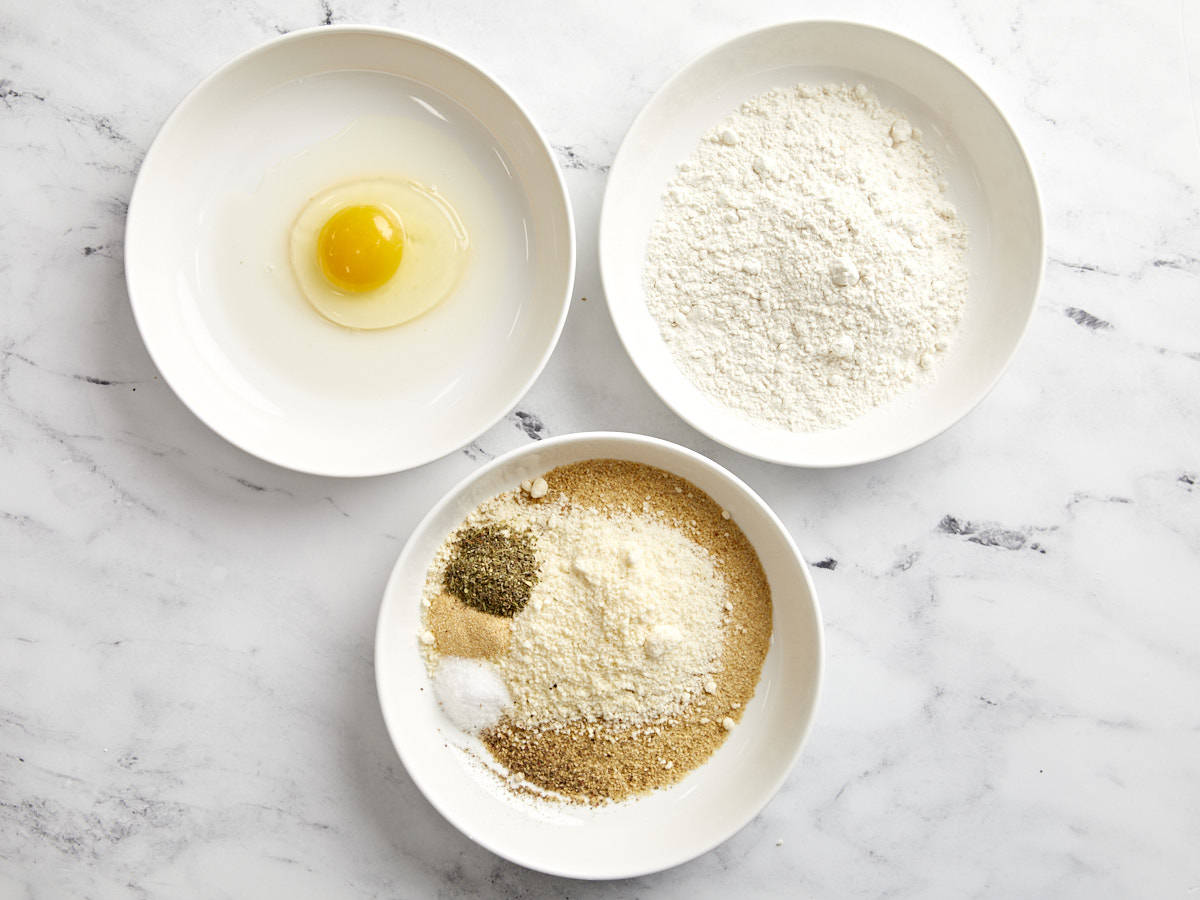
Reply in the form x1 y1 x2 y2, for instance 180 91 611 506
644 83 968 431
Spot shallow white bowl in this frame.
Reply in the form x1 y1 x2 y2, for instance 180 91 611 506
375 432 823 878
599 21 1044 467
126 27 574 476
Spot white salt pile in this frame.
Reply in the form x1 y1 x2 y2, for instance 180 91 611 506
432 657 512 734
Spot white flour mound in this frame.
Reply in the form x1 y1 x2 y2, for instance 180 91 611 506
644 83 968 432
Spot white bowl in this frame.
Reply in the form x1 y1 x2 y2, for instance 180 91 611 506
599 21 1044 467
126 27 574 476
374 432 823 878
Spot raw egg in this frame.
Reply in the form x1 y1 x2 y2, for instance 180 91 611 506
290 178 469 329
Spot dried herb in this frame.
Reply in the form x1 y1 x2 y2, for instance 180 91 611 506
444 524 539 617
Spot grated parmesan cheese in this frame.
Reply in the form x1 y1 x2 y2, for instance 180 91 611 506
495 499 729 728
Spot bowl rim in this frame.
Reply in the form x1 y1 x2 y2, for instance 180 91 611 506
373 430 825 878
598 18 1046 469
125 24 576 478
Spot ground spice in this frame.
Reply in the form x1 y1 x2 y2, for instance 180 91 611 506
428 592 511 659
443 524 538 617
480 459 772 804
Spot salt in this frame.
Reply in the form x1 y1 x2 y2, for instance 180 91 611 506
432 657 512 734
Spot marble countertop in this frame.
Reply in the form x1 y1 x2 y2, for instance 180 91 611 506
2 0 1198 895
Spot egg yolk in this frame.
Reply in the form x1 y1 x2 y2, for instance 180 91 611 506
316 205 404 293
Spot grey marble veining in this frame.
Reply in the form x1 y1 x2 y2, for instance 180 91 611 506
2 0 1198 896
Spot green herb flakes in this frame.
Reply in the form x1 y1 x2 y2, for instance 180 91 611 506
443 524 539 617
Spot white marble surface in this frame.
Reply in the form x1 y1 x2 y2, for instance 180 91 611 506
2 0 1198 895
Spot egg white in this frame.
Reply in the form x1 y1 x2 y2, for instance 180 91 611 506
201 107 533 427
289 178 470 330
